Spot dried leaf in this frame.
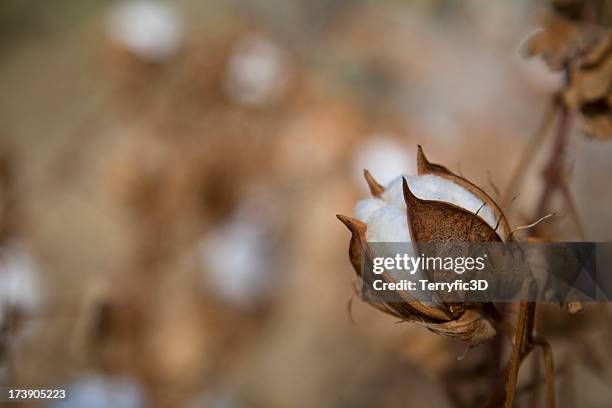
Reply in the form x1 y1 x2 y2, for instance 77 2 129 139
563 33 612 108
524 15 587 71
582 109 612 138
524 2 612 139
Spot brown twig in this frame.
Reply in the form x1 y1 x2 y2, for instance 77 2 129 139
504 302 534 407
529 334 556 408
517 364 566 396
492 93 571 408
559 180 586 240
503 302 556 408
503 302 557 407
503 97 558 209
534 101 573 222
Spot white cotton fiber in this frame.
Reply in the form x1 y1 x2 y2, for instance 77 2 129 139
354 197 386 224
0 243 41 317
198 212 275 308
107 1 183 62
50 375 145 408
224 35 289 106
364 205 411 243
384 175 497 228
354 174 498 242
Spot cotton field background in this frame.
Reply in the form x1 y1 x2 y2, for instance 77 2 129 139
0 0 611 407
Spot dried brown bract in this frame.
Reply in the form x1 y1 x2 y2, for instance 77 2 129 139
525 0 612 139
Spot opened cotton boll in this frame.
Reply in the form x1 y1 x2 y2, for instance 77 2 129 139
223 34 290 106
106 0 183 63
198 214 276 310
338 147 508 345
354 174 497 243
352 136 416 192
352 172 499 304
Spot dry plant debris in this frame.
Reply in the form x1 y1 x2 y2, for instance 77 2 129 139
525 0 612 139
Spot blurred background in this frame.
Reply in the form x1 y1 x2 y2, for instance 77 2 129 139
0 0 611 407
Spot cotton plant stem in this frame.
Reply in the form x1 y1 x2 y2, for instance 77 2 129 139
504 302 534 407
517 365 565 396
529 334 556 408
524 302 555 408
559 180 586 240
535 102 572 221
495 100 568 408
487 98 568 407
503 303 556 408
503 98 558 209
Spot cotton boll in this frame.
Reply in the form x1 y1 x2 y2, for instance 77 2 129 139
353 137 416 190
340 149 503 345
106 1 183 62
199 214 275 308
356 174 497 244
48 375 145 408
0 244 42 382
223 35 290 106
0 243 41 325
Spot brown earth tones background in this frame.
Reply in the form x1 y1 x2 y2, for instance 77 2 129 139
0 0 611 407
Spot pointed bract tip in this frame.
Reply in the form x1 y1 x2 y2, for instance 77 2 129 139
336 214 350 224
363 169 385 197
416 145 429 174
401 177 419 206
336 214 366 233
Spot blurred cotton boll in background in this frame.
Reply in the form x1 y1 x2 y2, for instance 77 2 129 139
106 0 183 63
0 242 41 379
0 243 41 335
0 244 40 314
223 34 290 106
352 136 416 190
198 206 277 309
48 375 145 408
